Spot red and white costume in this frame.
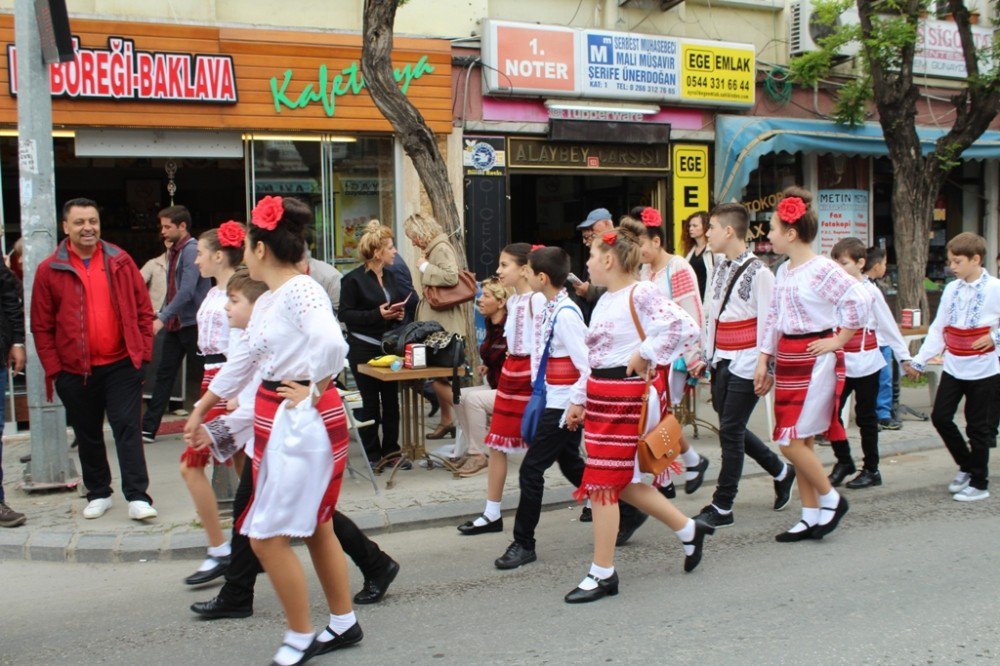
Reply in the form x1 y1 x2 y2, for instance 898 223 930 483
484 291 546 452
182 286 231 467
575 281 700 503
704 250 772 378
204 328 261 462
642 256 703 404
761 256 870 445
205 275 349 538
532 289 589 412
864 278 912 367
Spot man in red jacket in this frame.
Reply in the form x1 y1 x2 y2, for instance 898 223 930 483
31 198 157 521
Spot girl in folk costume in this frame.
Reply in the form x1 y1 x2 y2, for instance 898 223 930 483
754 187 870 543
184 196 360 665
458 243 547 535
178 221 246 587
637 208 709 499
564 218 708 604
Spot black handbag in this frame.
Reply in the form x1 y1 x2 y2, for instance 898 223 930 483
381 321 444 356
423 331 466 404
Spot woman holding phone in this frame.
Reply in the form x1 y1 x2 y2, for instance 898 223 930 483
340 221 409 468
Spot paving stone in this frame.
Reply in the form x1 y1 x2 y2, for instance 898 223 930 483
118 533 167 562
74 532 119 563
0 528 29 558
167 530 207 560
27 531 74 562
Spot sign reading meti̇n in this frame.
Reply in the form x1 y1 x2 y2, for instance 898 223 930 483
482 19 754 108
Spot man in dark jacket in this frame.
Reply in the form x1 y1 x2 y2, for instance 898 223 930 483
31 198 156 521
141 205 211 442
0 261 26 527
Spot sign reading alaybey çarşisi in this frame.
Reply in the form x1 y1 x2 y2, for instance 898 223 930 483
482 19 754 108
8 36 237 103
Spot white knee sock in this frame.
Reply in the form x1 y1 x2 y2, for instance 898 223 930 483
207 542 231 558
681 447 701 469
273 629 314 666
818 489 841 525
578 562 615 590
318 611 357 641
675 519 697 555
774 463 789 481
473 500 502 526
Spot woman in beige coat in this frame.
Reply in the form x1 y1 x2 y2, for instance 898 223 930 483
404 213 465 439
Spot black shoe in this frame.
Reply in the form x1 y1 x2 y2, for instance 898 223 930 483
494 541 536 570
579 506 592 523
683 521 714 572
457 514 503 535
845 469 882 489
308 622 363 657
184 556 230 586
685 456 709 494
811 496 849 539
269 643 310 666
615 512 649 547
827 461 856 487
564 572 620 604
694 505 734 529
773 464 797 511
878 418 902 431
190 595 253 619
659 483 676 499
354 559 399 605
775 520 815 543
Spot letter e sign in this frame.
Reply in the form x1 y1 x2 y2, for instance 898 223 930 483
671 144 710 250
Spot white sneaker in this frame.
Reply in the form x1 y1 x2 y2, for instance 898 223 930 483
82 497 113 519
948 472 971 494
141 432 155 444
128 500 158 520
953 486 989 502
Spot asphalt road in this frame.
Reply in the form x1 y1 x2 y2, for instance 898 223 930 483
2 447 997 665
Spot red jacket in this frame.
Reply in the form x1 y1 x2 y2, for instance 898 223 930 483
31 239 154 400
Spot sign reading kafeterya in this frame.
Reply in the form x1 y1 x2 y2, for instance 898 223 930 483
8 37 237 103
482 19 754 108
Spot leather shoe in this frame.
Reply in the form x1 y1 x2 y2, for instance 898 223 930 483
685 456 709 494
354 559 399 605
190 595 252 619
564 572 619 604
683 520 714 572
426 423 456 440
308 622 363 657
828 461 856 487
615 511 648 547
845 469 882 489
579 506 592 523
494 541 536 570
773 464 797 511
811 495 849 539
775 520 814 542
457 514 503 535
659 482 676 499
184 556 230 586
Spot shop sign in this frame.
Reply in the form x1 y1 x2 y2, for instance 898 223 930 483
507 137 668 170
817 189 870 255
914 19 995 79
672 144 710 249
464 138 506 177
482 19 754 108
7 37 237 103
269 56 435 118
547 107 649 122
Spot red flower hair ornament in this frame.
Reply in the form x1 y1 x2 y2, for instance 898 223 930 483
602 231 617 246
217 221 246 248
530 244 546 251
251 196 284 231
777 196 807 225
640 207 662 227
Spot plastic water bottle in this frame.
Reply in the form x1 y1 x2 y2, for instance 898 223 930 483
391 358 404 372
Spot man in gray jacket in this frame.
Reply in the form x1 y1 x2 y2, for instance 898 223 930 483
141 205 211 442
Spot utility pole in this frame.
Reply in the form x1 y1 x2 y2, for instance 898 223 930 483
15 0 77 490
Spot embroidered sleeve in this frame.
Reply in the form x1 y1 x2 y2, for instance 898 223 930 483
812 261 867 329
669 259 704 329
208 328 257 399
634 282 700 367
912 283 952 369
287 277 348 382
204 418 240 463
754 267 775 353
870 287 911 363
556 308 591 406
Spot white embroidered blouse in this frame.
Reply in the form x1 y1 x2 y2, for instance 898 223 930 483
504 291 546 357
704 251 773 380
760 256 871 357
196 286 230 364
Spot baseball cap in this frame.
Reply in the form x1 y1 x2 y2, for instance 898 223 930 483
578 208 612 229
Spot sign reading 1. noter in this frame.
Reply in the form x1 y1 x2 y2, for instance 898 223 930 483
270 56 435 117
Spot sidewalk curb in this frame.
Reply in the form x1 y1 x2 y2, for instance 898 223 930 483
0 434 946 563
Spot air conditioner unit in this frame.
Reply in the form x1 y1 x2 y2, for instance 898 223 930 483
789 0 861 57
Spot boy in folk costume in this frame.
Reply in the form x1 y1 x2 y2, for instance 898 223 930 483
493 247 590 570
692 204 796 529
754 187 871 543
906 232 1000 502
828 238 912 489
864 247 903 430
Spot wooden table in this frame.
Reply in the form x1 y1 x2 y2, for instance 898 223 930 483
355 364 467 488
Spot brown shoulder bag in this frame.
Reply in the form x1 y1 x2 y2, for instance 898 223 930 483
421 237 478 311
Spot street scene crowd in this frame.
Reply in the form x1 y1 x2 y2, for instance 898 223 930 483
2 187 999 666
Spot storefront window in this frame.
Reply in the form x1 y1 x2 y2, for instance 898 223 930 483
741 152 803 268
250 136 394 270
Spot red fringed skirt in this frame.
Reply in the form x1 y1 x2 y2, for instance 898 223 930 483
772 333 846 445
180 366 231 468
235 382 349 533
484 354 532 453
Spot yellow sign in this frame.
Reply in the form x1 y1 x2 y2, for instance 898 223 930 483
680 41 755 106
672 144 710 250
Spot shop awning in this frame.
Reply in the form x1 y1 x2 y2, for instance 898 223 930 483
714 114 1000 203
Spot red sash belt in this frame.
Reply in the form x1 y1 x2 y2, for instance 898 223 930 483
546 356 581 385
841 328 878 354
944 325 992 357
715 318 757 351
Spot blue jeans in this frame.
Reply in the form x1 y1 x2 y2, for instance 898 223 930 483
876 346 894 420
0 369 7 503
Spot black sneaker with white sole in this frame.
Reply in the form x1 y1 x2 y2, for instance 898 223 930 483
693 505 734 529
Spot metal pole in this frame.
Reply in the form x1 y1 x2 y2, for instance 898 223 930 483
15 0 77 490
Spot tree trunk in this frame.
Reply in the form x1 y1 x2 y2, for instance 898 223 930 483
891 165 934 314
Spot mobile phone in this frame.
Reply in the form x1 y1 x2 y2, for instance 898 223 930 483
566 272 582 287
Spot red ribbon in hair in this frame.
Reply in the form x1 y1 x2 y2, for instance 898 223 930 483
602 231 617 246
777 197 807 225
530 244 546 251
640 207 661 227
